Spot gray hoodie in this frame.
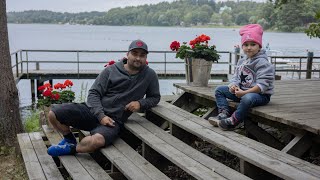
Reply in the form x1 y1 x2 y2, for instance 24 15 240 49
229 49 274 95
86 59 160 123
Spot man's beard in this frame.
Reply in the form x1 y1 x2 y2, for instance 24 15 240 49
129 61 144 71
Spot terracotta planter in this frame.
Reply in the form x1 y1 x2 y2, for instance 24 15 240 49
185 58 213 87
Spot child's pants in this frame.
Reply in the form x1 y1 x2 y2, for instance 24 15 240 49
214 85 271 122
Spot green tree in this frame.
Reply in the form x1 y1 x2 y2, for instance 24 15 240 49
210 12 221 24
235 13 249 25
270 0 320 38
221 10 233 26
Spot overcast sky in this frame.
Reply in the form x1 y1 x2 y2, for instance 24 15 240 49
6 0 267 13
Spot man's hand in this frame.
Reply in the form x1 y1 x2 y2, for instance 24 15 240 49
100 116 115 127
125 101 141 112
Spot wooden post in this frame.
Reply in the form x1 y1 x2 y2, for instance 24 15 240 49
36 79 44 99
228 52 232 74
306 51 314 79
36 62 39 70
234 46 240 73
31 79 35 105
15 53 19 77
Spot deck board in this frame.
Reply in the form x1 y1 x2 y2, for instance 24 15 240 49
174 80 320 135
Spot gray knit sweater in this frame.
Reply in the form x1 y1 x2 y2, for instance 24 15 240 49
86 60 160 123
229 49 275 95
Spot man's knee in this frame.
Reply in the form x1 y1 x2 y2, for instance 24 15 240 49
91 134 106 149
48 111 57 123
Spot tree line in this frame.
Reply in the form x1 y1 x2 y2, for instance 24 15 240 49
7 0 320 34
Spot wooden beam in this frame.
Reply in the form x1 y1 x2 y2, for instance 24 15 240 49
281 132 313 157
245 119 284 150
171 92 201 112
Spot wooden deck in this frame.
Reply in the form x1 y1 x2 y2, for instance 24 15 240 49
174 79 320 135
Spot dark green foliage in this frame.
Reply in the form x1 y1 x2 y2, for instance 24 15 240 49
5 0 320 36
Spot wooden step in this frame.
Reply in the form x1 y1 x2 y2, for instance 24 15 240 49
149 101 320 179
42 125 112 180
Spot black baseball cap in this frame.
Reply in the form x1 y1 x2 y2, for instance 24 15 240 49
128 40 148 54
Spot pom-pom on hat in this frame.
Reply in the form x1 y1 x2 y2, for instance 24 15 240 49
128 40 149 54
239 24 263 47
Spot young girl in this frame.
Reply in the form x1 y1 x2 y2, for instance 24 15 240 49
209 24 275 130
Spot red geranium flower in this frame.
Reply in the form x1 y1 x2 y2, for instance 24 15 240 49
64 80 73 87
51 93 60 100
38 85 46 91
38 80 75 107
169 33 220 62
42 90 52 97
43 83 51 88
104 60 116 67
170 41 180 51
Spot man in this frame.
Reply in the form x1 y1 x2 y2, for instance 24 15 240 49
47 40 160 156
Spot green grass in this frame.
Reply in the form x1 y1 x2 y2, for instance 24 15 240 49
24 110 41 132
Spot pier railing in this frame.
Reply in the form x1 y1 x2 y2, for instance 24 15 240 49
10 49 320 80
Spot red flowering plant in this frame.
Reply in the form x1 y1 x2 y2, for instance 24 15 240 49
170 34 220 62
37 80 75 107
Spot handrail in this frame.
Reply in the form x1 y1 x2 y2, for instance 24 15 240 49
10 49 320 80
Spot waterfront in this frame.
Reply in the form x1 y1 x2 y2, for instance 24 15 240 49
8 24 320 112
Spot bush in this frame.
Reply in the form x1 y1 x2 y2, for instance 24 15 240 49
24 110 40 132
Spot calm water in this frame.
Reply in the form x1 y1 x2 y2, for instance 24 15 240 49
7 24 320 111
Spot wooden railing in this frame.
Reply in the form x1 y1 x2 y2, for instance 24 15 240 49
10 49 320 80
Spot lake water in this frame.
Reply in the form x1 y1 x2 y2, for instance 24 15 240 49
7 24 320 113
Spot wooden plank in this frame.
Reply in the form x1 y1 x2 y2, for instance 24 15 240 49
17 133 47 180
113 139 170 180
76 153 112 180
128 113 251 180
162 102 320 176
245 119 284 150
281 132 313 157
173 83 320 135
100 143 153 180
124 120 226 180
80 130 157 180
42 125 95 180
150 102 320 179
28 132 64 180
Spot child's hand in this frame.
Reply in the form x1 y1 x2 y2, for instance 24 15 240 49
235 88 245 98
229 85 239 94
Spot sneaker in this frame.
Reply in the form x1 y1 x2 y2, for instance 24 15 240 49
208 117 219 127
215 109 230 120
47 143 76 157
218 116 242 131
58 138 77 145
208 109 230 127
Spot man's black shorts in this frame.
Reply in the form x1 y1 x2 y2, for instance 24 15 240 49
51 103 121 146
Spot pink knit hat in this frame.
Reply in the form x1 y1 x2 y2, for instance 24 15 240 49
239 24 263 47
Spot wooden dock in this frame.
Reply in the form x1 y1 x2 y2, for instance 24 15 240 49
174 79 320 135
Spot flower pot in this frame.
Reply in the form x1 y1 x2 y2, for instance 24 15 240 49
185 58 213 87
40 105 54 130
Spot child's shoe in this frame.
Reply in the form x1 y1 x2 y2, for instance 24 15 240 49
218 116 242 131
208 110 230 127
47 143 76 157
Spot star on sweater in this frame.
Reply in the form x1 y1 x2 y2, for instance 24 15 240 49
240 72 248 83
